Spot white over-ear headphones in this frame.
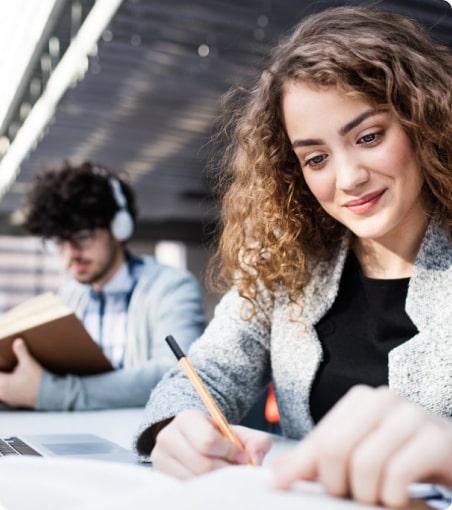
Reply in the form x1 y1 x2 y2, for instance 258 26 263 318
109 176 134 242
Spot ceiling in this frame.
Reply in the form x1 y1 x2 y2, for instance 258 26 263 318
0 0 451 242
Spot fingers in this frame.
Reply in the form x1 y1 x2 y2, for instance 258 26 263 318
318 386 402 497
151 454 194 480
0 340 42 408
152 409 249 478
12 338 30 363
272 386 452 508
348 401 426 504
232 425 273 465
180 412 244 462
0 372 6 399
274 385 394 496
177 414 242 468
272 436 318 489
152 423 231 478
380 420 452 507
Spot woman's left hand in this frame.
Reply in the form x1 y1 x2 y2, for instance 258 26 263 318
272 385 452 508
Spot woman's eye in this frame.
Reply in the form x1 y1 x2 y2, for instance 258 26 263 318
358 132 382 144
305 154 327 168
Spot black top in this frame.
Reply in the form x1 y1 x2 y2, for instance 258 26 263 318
309 251 418 424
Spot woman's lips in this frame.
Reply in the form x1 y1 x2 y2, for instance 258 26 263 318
343 189 386 214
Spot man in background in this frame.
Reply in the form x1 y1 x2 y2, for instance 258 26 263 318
0 161 205 410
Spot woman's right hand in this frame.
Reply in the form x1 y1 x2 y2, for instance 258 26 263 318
150 408 272 479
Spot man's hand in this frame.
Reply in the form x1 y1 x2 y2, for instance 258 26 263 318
0 338 43 408
272 386 452 508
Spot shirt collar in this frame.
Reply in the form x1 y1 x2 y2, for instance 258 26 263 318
100 261 135 295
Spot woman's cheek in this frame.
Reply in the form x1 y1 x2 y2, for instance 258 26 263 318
303 171 335 203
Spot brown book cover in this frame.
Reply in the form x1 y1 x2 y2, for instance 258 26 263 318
0 293 113 375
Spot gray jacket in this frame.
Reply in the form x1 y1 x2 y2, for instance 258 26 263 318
36 255 205 411
136 220 452 455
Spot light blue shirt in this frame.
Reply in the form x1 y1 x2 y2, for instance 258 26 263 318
83 262 134 368
36 255 205 411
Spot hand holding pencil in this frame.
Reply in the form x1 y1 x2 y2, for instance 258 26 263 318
149 336 272 479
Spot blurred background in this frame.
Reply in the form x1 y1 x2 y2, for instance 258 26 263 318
0 0 450 316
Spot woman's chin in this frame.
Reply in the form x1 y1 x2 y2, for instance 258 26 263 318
344 216 394 242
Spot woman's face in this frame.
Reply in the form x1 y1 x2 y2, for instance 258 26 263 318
282 81 425 243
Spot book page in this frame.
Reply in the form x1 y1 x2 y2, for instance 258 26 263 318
1 293 66 319
0 293 71 338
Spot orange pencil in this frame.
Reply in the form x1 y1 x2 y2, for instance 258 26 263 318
165 335 254 465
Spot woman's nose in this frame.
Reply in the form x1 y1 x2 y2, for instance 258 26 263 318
335 154 369 192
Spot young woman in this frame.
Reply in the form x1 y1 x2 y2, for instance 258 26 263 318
136 6 452 507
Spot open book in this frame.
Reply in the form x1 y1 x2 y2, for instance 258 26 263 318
0 292 112 375
0 457 429 510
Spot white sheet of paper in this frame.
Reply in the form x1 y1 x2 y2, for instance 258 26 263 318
166 465 386 510
0 457 394 510
0 457 177 510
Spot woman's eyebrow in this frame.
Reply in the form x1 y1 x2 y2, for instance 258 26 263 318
291 109 381 149
338 109 380 136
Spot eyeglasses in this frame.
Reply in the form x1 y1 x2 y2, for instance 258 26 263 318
44 230 98 252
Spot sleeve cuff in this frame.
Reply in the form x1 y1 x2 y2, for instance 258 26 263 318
35 371 66 411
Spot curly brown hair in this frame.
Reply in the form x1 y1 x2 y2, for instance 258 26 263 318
209 5 452 312
24 161 137 239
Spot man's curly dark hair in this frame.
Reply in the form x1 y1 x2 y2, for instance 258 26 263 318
24 161 137 239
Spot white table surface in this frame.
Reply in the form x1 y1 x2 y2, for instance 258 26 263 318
0 411 438 510
0 407 144 450
0 407 296 458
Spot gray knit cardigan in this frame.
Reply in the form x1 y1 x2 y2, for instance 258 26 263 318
136 220 452 456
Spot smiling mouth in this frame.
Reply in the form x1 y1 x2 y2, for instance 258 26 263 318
343 189 386 207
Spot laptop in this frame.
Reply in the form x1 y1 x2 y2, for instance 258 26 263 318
0 433 137 464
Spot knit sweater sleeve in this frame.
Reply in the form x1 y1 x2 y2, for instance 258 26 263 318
135 287 273 457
